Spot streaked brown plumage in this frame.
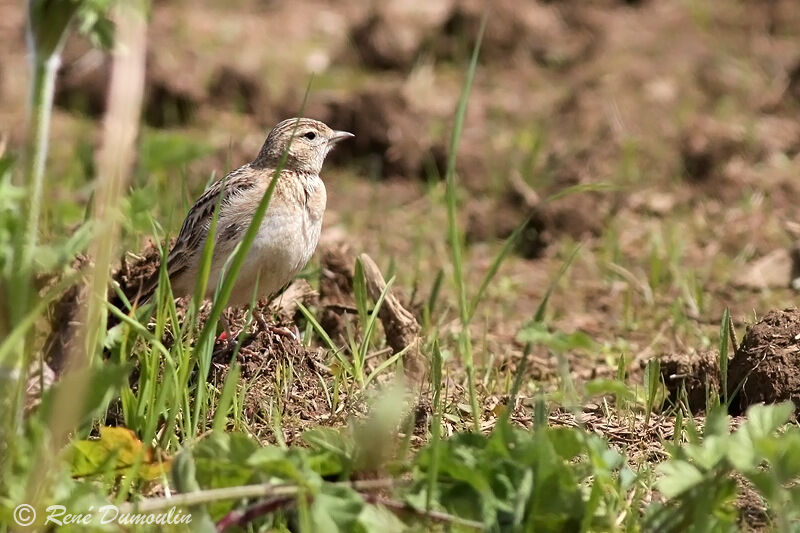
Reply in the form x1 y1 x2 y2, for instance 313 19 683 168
133 117 353 307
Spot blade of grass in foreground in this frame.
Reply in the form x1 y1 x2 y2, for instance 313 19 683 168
718 307 730 407
190 81 313 435
444 14 486 433
426 340 444 511
501 244 581 428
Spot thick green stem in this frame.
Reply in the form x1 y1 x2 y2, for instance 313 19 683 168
22 54 59 272
462 333 480 433
4 53 60 444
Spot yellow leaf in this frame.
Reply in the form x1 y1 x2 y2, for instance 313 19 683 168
70 426 171 481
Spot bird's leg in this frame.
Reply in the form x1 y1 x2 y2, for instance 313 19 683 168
219 310 262 358
219 311 237 346
256 310 298 341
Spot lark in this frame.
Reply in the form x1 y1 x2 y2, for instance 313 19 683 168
133 118 353 314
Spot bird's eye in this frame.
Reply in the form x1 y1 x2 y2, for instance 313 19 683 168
303 131 317 140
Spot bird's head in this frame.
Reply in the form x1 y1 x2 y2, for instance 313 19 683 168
253 117 354 174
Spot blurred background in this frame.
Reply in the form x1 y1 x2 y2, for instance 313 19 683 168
2 0 800 374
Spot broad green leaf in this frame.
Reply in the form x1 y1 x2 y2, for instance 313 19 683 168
584 379 635 402
310 485 364 533
357 503 406 533
741 402 793 440
656 460 704 498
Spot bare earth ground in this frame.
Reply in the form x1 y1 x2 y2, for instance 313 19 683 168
3 0 800 527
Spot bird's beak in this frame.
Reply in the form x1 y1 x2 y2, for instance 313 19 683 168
330 130 355 144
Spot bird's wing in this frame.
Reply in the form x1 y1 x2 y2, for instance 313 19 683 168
165 164 260 280
119 164 265 306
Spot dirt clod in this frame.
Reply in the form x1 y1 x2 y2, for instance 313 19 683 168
318 244 357 340
437 0 599 69
350 13 421 71
321 88 432 179
728 308 800 415
207 65 269 118
43 255 90 374
680 116 745 183
465 172 604 258
114 241 164 305
659 350 720 412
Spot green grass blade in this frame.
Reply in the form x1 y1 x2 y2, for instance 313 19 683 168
353 256 369 328
424 268 444 327
192 186 225 313
445 15 486 327
643 359 661 428
191 81 314 432
358 275 396 385
543 182 616 204
468 213 532 321
719 307 730 407
213 363 241 432
533 244 581 324
297 302 355 376
363 346 408 388
442 14 486 433
426 340 444 511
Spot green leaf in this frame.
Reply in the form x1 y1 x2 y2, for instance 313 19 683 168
310 485 364 533
584 379 635 402
656 460 705 498
357 503 406 533
516 323 597 354
303 427 353 469
741 402 793 439
171 449 216 532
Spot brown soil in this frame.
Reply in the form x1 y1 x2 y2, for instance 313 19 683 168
317 243 358 340
659 350 720 413
308 87 434 179
728 308 800 415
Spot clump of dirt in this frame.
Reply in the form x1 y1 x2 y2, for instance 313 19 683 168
54 47 109 117
316 87 433 179
728 308 800 415
349 3 451 72
43 255 90 374
45 242 165 372
435 0 599 69
680 116 747 184
142 76 200 128
787 60 800 105
54 37 204 126
210 331 343 444
735 474 770 531
113 241 165 305
464 172 606 258
658 350 720 412
55 34 273 127
465 191 549 259
207 65 270 120
317 244 357 341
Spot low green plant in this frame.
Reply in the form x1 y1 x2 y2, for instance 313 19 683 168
649 402 800 532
